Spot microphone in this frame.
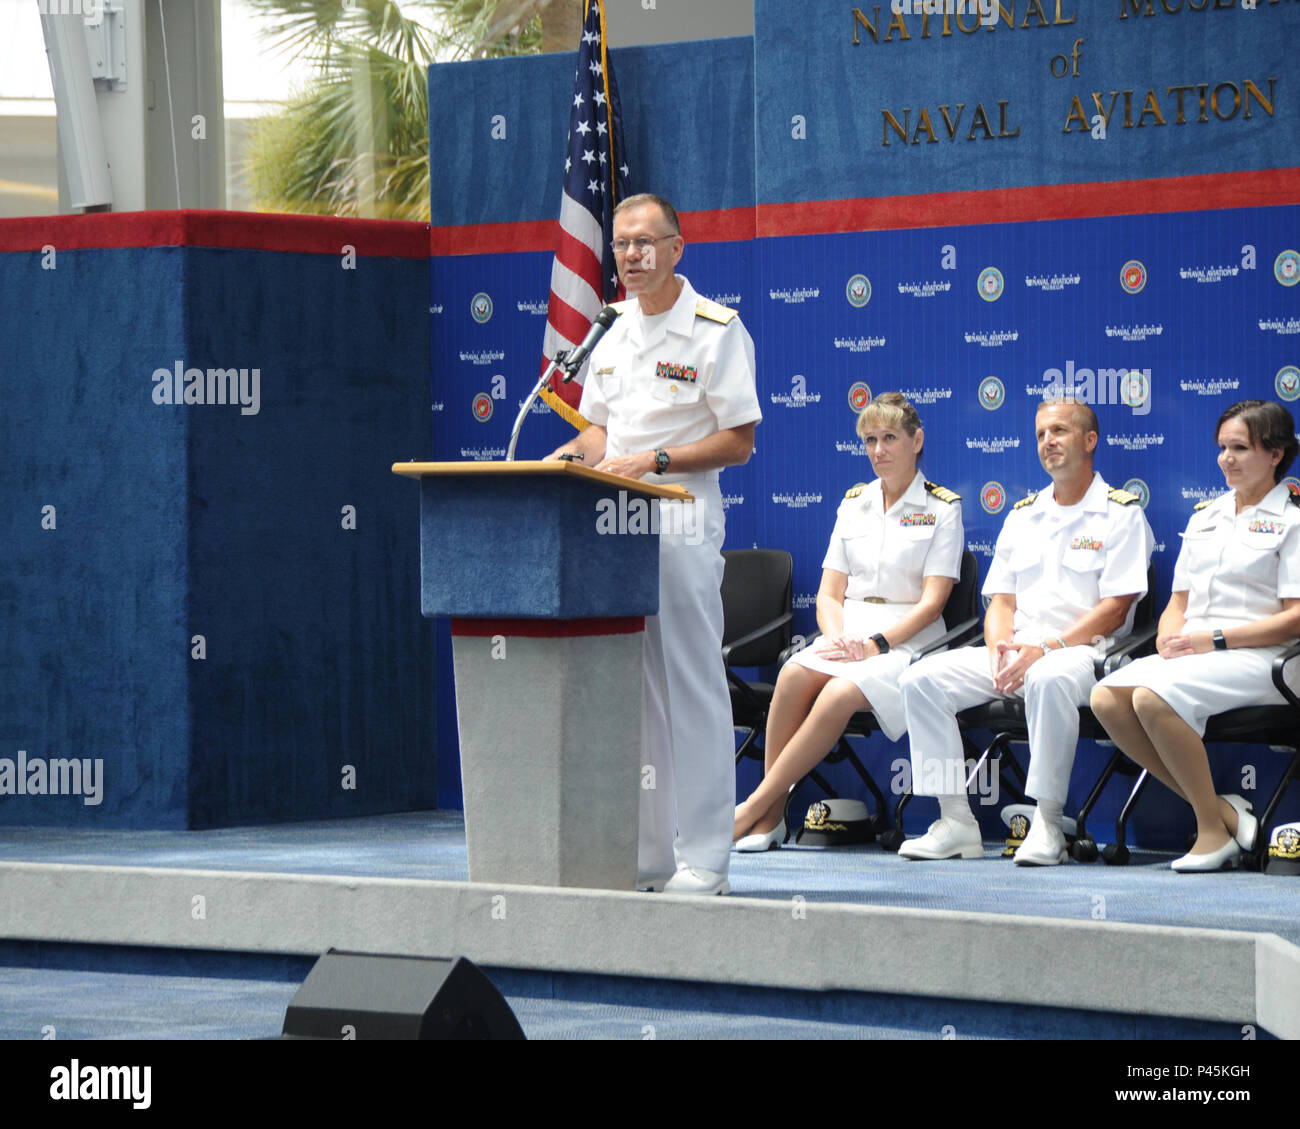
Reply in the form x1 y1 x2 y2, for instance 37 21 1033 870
560 305 620 383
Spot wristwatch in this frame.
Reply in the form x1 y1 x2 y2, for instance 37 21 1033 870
1213 629 1227 651
870 633 890 654
654 448 670 475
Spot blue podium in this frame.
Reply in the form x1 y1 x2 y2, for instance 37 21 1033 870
394 461 691 889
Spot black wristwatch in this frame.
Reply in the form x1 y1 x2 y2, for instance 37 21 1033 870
1213 629 1227 651
654 448 670 475
870 633 890 654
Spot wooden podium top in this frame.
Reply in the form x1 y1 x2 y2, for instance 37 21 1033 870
391 460 694 501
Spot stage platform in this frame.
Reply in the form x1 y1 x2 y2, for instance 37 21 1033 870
0 811 1296 1040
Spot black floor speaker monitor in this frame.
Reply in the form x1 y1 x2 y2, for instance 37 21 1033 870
281 950 525 1040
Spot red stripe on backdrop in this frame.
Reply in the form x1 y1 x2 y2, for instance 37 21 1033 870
0 210 428 256
431 168 1299 254
451 617 646 638
757 168 1300 237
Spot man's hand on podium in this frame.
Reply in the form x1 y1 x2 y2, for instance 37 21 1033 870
595 450 657 481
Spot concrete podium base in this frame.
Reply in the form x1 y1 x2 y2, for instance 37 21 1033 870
451 623 644 890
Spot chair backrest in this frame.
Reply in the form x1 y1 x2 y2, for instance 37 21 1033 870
721 549 793 666
1131 563 1158 634
942 550 980 632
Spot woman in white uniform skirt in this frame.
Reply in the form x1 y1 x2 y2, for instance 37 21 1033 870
733 393 964 850
1091 400 1300 872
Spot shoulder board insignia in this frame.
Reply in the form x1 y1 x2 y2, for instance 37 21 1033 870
1108 487 1141 506
1012 492 1037 510
611 298 637 314
1193 496 1217 512
695 299 737 325
844 483 867 499
924 481 960 504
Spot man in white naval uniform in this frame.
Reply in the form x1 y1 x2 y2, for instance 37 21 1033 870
546 194 761 895
897 399 1153 865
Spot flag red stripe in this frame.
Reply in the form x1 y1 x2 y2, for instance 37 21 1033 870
547 293 594 346
555 225 604 287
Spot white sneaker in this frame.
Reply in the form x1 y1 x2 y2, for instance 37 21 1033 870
897 817 983 861
663 866 730 895
1013 817 1068 866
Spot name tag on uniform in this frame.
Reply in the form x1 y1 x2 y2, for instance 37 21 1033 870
655 361 698 383
1070 536 1103 551
899 512 936 527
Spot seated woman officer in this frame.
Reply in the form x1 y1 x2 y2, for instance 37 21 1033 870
1091 399 1300 872
732 392 964 850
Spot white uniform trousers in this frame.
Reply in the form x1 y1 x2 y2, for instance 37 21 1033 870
639 489 733 878
899 644 1099 806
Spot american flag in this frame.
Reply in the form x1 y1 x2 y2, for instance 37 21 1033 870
539 0 629 428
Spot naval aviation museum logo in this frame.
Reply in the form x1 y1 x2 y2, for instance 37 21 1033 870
1284 477 1300 498
1277 365 1300 401
846 274 871 307
472 393 494 422
1120 261 1147 295
1122 478 1151 509
848 382 872 411
1275 251 1300 287
978 376 1005 411
977 267 1003 302
980 482 1006 515
1119 369 1151 412
470 292 493 323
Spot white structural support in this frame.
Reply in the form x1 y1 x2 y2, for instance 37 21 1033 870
39 0 225 213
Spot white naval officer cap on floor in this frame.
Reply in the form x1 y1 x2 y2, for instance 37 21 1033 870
999 803 1078 859
795 798 875 847
1265 821 1300 876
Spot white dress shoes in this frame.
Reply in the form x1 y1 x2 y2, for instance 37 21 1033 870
1219 794 1258 852
663 866 730 895
1171 837 1242 873
636 873 674 892
1013 817 1068 866
897 817 983 861
735 819 785 852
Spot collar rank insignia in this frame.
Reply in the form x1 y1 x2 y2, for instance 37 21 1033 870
1108 487 1141 506
844 482 867 499
655 361 698 383
695 299 737 325
1012 492 1038 510
924 481 960 504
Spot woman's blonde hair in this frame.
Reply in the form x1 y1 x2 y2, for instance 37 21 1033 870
857 391 923 458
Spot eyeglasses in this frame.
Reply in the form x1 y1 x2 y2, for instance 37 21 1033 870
611 234 678 256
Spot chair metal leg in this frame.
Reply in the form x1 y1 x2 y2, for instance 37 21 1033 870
1101 769 1149 865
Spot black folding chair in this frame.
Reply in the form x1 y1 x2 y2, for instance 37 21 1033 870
721 549 794 767
1093 639 1300 867
780 550 983 842
878 565 1159 857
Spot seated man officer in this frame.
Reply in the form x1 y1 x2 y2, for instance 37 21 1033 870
897 397 1154 865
